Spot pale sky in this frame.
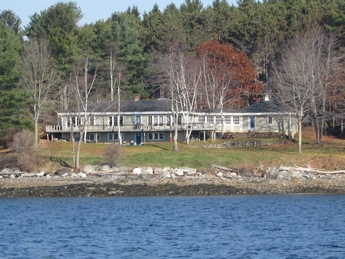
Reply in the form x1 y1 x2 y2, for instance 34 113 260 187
0 0 238 27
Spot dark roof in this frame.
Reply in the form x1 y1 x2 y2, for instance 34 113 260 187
63 99 287 114
66 99 172 113
121 99 171 112
239 101 286 113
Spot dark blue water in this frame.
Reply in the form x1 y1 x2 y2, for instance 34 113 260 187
0 195 345 259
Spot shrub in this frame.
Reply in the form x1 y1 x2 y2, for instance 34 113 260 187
104 144 124 167
11 129 35 153
11 129 41 172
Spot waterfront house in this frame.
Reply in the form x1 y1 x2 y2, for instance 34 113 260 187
45 96 297 145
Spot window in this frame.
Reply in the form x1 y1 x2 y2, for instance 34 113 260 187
114 116 123 126
224 116 231 123
89 116 98 126
148 132 164 140
233 116 240 125
178 115 182 125
108 116 113 126
216 116 222 124
68 116 78 127
108 133 123 141
149 115 163 126
166 116 171 126
268 116 273 125
198 116 205 123
89 133 100 142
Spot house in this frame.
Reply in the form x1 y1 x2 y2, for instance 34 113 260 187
45 97 297 145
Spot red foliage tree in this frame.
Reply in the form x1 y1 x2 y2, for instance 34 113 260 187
197 40 263 109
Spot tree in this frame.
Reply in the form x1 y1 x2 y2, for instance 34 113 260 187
303 28 340 144
72 54 98 171
0 10 22 34
0 21 32 142
109 12 149 98
272 33 315 154
25 1 82 111
196 40 263 109
180 0 207 51
21 38 57 146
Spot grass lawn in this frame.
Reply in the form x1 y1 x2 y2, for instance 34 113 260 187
37 128 345 172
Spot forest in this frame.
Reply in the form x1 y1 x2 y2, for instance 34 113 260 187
1 0 345 146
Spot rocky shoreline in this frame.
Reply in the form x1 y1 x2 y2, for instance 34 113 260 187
1 165 345 198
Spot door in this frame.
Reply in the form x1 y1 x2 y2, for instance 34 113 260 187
249 116 256 131
136 133 142 145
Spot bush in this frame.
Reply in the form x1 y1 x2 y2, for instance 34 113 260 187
105 144 123 167
17 152 42 172
11 129 41 172
11 129 35 153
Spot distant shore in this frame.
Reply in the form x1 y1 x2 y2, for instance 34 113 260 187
1 175 345 198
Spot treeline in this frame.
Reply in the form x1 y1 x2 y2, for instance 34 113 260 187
1 0 345 144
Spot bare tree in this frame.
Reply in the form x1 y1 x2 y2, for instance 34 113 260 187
21 38 56 146
272 34 314 154
72 55 98 171
158 48 202 149
175 53 201 145
199 53 238 134
116 71 123 145
302 28 340 144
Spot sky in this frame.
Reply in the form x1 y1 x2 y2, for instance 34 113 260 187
1 0 238 27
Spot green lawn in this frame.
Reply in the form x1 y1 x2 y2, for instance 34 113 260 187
40 132 345 171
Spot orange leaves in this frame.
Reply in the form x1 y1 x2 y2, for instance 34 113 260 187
196 40 263 107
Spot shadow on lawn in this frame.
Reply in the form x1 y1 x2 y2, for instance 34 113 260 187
143 144 169 151
50 157 72 168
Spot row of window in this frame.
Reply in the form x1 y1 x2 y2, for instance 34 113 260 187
199 116 240 125
88 133 164 142
89 133 123 142
68 115 272 127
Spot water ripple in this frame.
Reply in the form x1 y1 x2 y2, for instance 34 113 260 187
0 195 345 258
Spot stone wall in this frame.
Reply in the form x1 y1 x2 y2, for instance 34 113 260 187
187 139 289 149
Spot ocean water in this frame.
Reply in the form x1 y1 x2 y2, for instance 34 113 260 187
0 194 345 259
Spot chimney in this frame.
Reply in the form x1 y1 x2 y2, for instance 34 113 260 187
134 94 140 101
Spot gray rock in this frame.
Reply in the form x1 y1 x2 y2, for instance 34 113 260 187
276 170 291 181
0 168 23 177
132 168 142 175
100 165 111 172
36 171 45 177
78 172 87 178
83 165 95 173
141 167 153 175
163 172 171 178
175 167 196 176
55 168 71 176
239 167 250 177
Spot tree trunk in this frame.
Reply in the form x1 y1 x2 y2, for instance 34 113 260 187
173 125 179 152
298 118 302 155
34 116 39 148
117 72 122 145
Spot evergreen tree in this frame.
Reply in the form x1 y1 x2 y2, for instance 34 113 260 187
0 22 32 141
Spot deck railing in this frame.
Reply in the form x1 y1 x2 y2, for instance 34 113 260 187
45 123 216 133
